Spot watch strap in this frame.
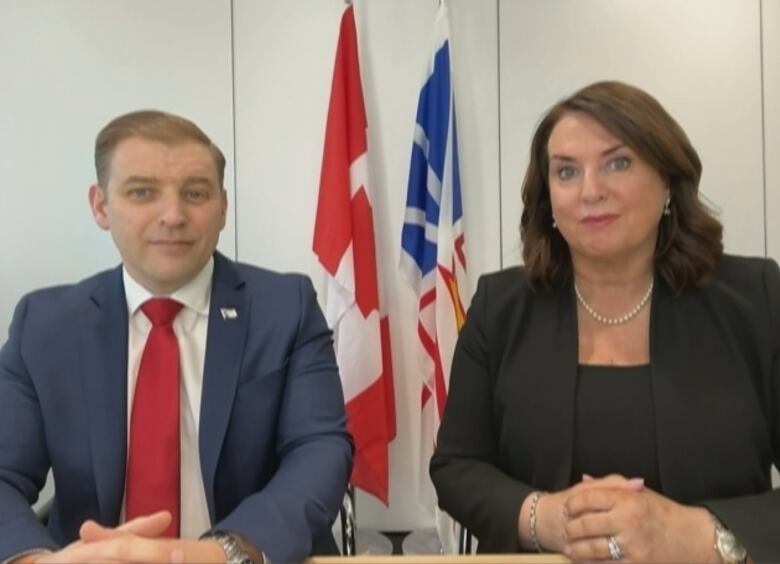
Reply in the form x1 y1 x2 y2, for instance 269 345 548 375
202 531 255 564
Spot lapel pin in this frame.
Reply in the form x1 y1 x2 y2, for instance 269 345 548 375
220 307 238 320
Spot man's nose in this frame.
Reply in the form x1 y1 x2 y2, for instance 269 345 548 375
158 195 187 227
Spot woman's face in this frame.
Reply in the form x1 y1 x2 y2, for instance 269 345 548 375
547 111 669 268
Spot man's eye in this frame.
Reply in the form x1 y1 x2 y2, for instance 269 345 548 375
185 190 208 202
556 166 577 181
609 156 631 171
128 187 152 198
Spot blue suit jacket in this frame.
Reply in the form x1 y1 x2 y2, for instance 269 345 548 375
0 253 353 562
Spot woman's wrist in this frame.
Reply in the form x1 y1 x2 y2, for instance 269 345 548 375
528 491 545 552
518 490 544 551
681 506 723 563
517 491 540 551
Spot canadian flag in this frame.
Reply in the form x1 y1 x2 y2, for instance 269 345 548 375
313 4 396 505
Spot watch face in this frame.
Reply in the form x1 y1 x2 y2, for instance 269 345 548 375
717 530 748 562
214 533 252 564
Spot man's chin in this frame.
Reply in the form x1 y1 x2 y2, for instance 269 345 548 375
141 265 202 293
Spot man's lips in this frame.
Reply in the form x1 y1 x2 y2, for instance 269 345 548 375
581 214 618 227
149 240 194 246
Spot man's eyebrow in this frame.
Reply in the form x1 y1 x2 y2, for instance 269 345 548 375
121 175 159 186
181 176 217 188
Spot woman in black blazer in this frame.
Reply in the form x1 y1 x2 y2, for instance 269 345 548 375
431 81 779 563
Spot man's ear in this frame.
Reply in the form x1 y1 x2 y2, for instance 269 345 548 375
220 188 228 230
89 183 110 231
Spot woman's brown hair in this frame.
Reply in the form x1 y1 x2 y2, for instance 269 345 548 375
520 81 723 295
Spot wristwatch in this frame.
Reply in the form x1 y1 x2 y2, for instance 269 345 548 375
711 515 748 564
207 531 255 564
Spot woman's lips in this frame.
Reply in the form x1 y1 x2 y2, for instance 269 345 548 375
581 214 618 228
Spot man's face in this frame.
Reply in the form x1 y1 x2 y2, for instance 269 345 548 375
89 136 227 294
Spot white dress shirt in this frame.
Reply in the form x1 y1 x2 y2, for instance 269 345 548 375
121 258 213 539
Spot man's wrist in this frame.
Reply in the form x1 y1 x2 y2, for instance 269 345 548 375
201 531 264 564
3 548 52 564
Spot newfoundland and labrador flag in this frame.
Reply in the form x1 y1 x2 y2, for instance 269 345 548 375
399 0 469 553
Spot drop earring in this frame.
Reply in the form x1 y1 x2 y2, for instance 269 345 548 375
663 196 671 216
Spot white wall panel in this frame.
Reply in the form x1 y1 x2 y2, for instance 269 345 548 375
233 0 500 530
499 0 765 266
765 0 780 263
762 0 780 488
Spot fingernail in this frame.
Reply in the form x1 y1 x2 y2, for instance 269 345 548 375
564 544 572 556
629 477 645 488
582 473 593 481
170 549 185 563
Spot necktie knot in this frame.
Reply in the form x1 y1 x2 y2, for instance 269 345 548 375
141 298 183 327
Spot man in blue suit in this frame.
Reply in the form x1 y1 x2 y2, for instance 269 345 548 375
0 110 353 563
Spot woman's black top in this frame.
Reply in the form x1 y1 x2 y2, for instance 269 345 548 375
571 363 662 491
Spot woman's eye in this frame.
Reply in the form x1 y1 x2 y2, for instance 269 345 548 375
609 156 631 171
556 166 577 180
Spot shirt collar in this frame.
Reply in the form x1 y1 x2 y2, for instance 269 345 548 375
123 257 214 318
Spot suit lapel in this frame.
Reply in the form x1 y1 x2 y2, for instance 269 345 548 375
199 253 249 522
82 267 128 525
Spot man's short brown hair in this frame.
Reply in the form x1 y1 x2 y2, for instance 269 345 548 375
94 110 226 187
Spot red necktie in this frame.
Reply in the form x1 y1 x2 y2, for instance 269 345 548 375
125 298 183 537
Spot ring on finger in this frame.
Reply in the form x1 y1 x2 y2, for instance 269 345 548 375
607 535 625 560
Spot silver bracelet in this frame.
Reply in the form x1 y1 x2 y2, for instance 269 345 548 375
529 491 546 553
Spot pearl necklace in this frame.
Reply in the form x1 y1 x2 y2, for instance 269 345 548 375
574 280 654 325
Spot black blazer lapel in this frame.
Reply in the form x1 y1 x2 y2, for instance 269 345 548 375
81 266 128 525
199 253 249 523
